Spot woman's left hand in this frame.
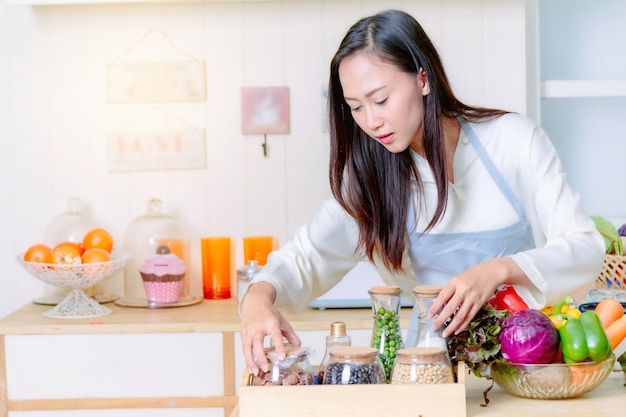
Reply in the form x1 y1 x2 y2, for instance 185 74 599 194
429 257 529 337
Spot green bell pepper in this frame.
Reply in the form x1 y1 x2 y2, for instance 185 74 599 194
579 311 612 362
558 315 589 364
557 309 612 364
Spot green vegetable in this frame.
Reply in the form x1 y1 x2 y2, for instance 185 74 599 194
591 215 623 255
447 303 510 378
579 311 612 362
557 308 612 364
617 350 626 387
558 315 589 363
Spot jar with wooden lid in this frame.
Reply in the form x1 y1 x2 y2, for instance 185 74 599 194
251 346 315 386
369 285 404 382
412 285 448 350
322 346 386 385
390 347 454 384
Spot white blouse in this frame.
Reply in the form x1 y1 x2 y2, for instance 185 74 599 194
248 113 605 311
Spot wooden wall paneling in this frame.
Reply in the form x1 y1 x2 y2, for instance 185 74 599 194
402 0 444 46
361 0 403 16
482 0 527 114
282 1 329 238
10 5 54 306
107 4 173 238
41 6 92 215
0 0 16 318
440 0 484 108
0 336 7 417
203 2 247 277
241 3 288 241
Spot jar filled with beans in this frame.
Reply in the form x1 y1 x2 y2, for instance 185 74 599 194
369 286 404 383
390 347 454 384
251 346 315 386
322 346 386 385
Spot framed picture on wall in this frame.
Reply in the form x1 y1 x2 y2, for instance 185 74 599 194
241 86 290 135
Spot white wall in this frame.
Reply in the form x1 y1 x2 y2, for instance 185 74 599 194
0 0 528 319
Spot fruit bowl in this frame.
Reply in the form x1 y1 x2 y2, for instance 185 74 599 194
17 251 130 319
489 354 616 399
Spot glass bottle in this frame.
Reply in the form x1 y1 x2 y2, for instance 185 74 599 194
412 285 448 351
322 346 386 385
369 286 404 383
317 321 352 384
236 260 260 302
251 346 315 386
390 347 454 384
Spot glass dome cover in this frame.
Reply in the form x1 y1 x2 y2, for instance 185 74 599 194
35 197 98 305
116 198 199 307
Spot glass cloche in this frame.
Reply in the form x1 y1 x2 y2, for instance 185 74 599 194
115 198 200 308
35 197 100 305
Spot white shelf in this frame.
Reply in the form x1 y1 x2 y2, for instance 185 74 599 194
541 79 626 98
6 0 293 4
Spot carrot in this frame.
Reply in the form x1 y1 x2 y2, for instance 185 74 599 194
594 298 624 329
604 314 626 350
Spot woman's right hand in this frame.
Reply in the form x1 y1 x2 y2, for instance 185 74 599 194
239 281 301 375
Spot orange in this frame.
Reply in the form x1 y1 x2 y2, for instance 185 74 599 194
51 245 82 265
81 248 111 264
54 241 84 256
82 228 114 253
24 243 54 263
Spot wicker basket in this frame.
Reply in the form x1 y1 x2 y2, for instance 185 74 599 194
595 254 626 289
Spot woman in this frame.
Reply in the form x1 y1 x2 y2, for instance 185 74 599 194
240 9 604 375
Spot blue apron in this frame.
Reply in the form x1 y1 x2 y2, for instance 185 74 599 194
404 121 535 345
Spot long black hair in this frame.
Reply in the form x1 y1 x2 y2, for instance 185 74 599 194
328 9 507 271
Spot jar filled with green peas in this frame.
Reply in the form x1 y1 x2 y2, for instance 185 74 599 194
368 286 404 383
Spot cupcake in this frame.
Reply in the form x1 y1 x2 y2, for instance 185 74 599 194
139 244 186 305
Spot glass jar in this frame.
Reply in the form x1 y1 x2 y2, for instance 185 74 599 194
251 346 315 386
369 286 404 383
412 285 448 351
236 260 260 302
391 347 454 384
317 321 352 384
323 346 386 385
117 199 193 307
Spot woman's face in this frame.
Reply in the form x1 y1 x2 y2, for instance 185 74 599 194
339 52 430 154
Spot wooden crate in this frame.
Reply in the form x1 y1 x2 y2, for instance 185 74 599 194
239 362 466 417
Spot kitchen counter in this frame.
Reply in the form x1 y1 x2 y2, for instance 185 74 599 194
0 300 623 417
0 298 406 335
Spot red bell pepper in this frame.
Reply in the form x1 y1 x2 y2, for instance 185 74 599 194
488 284 529 313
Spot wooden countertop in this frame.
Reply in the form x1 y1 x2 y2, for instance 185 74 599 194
0 299 412 335
465 369 625 416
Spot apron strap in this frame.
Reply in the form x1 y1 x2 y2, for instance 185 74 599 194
460 122 526 220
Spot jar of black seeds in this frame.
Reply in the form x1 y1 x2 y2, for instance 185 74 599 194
390 347 454 384
251 346 315 386
322 346 386 385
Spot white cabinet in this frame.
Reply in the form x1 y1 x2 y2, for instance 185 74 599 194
0 300 409 417
5 333 224 400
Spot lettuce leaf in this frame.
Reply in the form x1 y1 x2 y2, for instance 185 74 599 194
447 303 510 379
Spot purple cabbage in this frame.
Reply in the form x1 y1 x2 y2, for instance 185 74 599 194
499 309 560 364
619 223 626 237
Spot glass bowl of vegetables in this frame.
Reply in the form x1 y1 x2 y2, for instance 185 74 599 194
489 354 615 399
